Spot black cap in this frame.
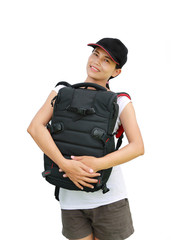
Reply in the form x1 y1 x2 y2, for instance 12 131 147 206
87 38 128 68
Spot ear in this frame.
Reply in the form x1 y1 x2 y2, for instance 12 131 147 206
111 68 121 78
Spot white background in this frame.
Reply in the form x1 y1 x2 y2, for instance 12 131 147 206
1 0 171 239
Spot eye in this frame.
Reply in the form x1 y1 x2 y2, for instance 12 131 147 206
93 52 98 57
104 58 110 63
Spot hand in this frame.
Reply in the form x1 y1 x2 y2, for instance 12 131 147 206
71 155 101 172
59 159 101 190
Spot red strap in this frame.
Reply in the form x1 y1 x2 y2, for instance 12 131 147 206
117 93 131 100
115 92 130 139
116 125 124 138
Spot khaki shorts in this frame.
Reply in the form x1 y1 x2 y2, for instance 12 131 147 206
61 199 134 240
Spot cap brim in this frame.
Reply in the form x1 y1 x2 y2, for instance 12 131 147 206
87 43 119 65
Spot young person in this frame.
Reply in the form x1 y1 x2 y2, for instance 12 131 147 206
27 38 144 240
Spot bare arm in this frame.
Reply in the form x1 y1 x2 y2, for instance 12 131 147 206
100 102 144 169
27 91 64 166
72 102 144 171
27 90 100 190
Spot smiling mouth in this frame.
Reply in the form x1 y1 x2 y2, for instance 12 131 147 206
90 65 100 72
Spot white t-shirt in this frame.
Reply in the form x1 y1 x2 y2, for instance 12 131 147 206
53 85 131 210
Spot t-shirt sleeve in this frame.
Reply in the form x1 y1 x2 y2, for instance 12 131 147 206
53 84 65 93
113 96 131 133
117 96 131 117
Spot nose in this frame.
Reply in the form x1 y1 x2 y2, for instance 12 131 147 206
94 57 101 66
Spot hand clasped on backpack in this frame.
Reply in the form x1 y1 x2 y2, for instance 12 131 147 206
59 157 101 190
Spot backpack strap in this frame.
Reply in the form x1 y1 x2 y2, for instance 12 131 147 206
56 81 107 91
115 92 131 150
117 92 131 100
72 82 107 91
54 186 60 201
51 82 72 107
55 81 72 88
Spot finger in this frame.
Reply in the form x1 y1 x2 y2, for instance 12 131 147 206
79 180 95 189
63 174 68 178
89 172 101 177
81 164 94 174
71 155 82 160
64 175 84 190
73 181 84 190
59 168 64 172
81 170 101 178
82 177 99 184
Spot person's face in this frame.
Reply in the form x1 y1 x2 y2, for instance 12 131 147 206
86 47 121 82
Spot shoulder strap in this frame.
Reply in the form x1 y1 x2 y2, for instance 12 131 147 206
55 81 72 88
51 82 72 107
115 92 131 150
116 92 131 100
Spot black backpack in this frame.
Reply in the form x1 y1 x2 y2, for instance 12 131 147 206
42 82 130 199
